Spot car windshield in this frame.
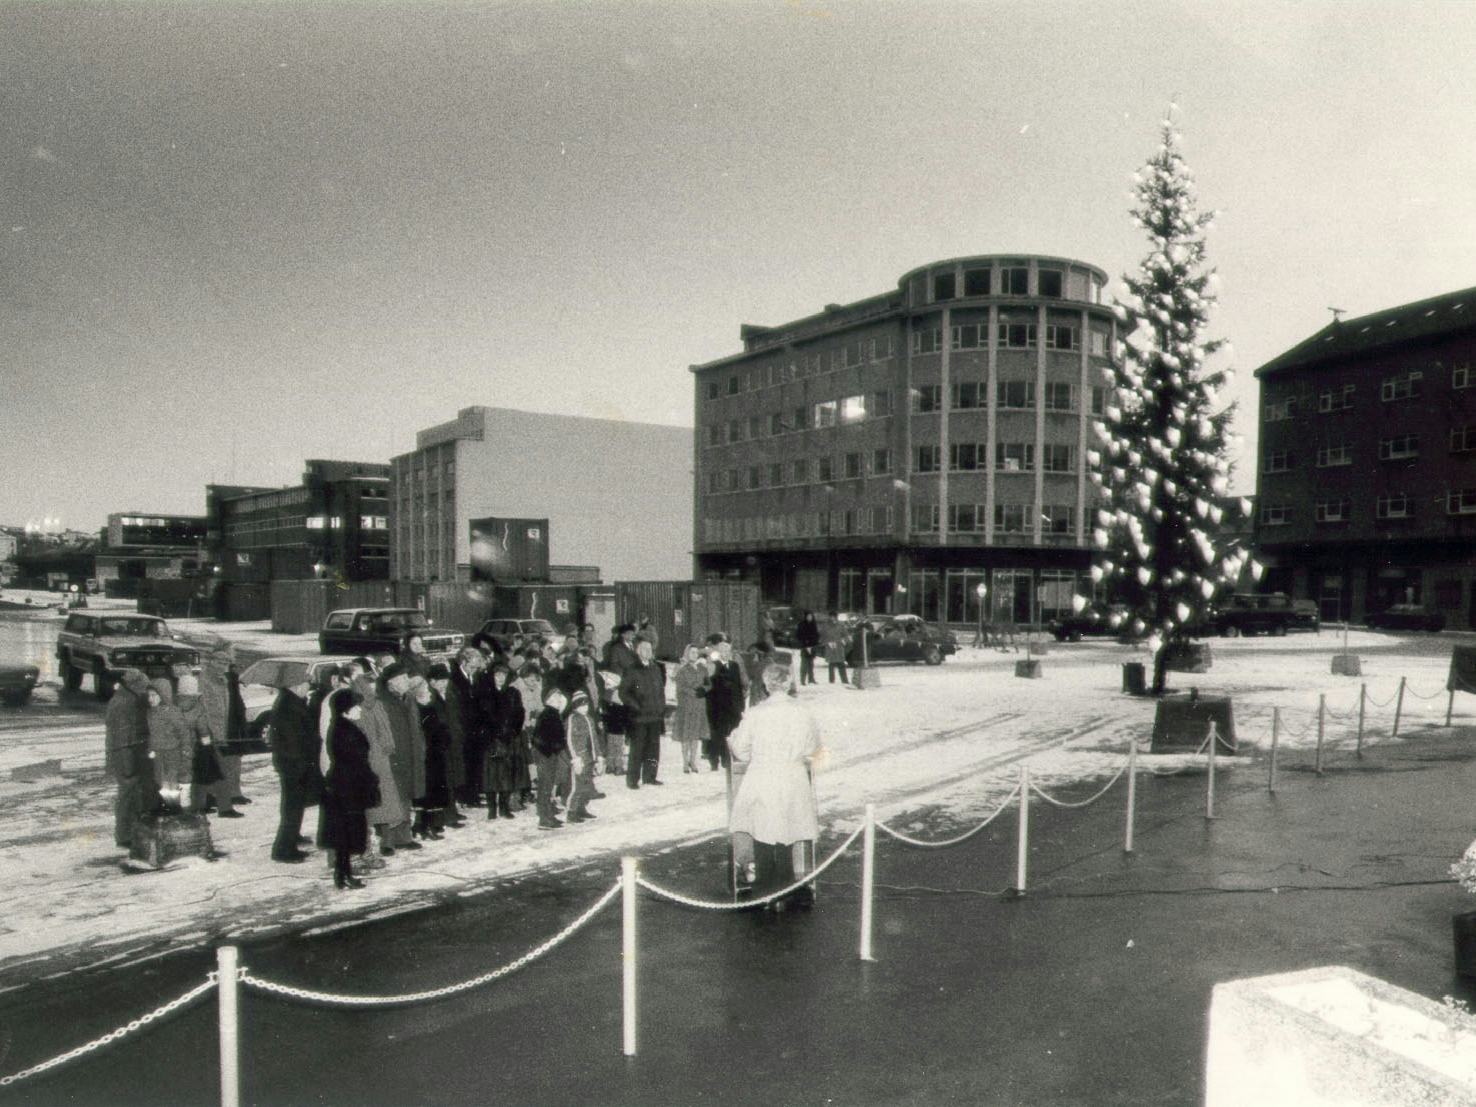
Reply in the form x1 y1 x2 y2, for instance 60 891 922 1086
524 620 557 635
369 612 430 631
99 618 167 637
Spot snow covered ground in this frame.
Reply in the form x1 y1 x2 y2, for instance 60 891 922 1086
0 625 1467 992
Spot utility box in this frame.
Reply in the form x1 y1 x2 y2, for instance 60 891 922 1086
1151 693 1236 753
614 580 761 660
468 517 550 583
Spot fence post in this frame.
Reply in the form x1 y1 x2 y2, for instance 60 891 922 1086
622 856 638 1057
859 804 876 962
1393 677 1407 738
1314 694 1326 775
217 945 240 1107
1448 689 1456 728
1124 737 1137 854
1356 684 1367 758
1205 721 1217 820
1269 707 1280 793
1014 764 1030 895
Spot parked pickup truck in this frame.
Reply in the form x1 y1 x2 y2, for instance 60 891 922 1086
55 612 201 701
317 608 464 659
1211 593 1300 638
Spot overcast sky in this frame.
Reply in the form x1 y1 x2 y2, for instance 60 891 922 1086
4 1 1475 532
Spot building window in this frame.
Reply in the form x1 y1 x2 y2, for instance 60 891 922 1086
913 385 942 413
1091 386 1108 415
1449 489 1476 515
1378 434 1420 461
727 375 739 396
791 458 809 484
792 405 808 432
706 424 721 447
839 395 867 424
306 516 326 530
1260 504 1291 526
912 504 940 532
998 321 1038 348
817 457 834 483
1264 398 1295 422
1315 444 1351 467
1452 426 1476 453
997 380 1036 409
1319 384 1355 412
747 415 761 440
1038 269 1064 298
1380 371 1422 402
1455 363 1473 390
1042 444 1075 473
706 381 719 401
1043 382 1077 411
1315 500 1351 524
1089 330 1109 357
872 448 892 475
950 442 985 471
1376 493 1410 519
933 272 957 301
769 462 784 487
1001 265 1029 295
725 469 738 492
844 340 865 368
727 419 741 444
769 412 784 436
964 267 991 296
871 335 894 361
870 390 893 418
952 380 986 410
1045 323 1078 350
947 503 984 533
996 443 1035 472
1264 450 1291 474
1041 504 1075 534
844 452 863 479
951 323 987 350
994 503 1029 533
916 445 941 474
814 400 838 428
911 328 943 355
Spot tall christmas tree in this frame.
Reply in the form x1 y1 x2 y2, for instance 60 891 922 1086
1088 114 1257 695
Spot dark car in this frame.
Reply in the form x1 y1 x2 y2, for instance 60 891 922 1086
766 605 804 648
0 662 40 707
1290 600 1320 633
476 618 568 647
848 615 956 666
1211 593 1299 638
1049 603 1131 642
318 608 465 658
1366 604 1445 633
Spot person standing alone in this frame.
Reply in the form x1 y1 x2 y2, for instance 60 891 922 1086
620 639 666 788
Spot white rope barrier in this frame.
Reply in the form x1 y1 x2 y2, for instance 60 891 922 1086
0 975 218 1089
1145 730 1213 776
1029 760 1130 809
636 825 865 911
876 783 1023 847
240 880 622 1007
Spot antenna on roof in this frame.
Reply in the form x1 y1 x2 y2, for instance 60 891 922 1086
1328 307 1346 323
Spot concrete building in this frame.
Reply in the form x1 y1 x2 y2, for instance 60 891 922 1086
390 406 691 583
1254 283 1476 628
691 254 1118 625
208 460 391 584
94 512 207 590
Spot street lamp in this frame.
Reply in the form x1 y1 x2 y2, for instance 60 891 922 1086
975 582 989 647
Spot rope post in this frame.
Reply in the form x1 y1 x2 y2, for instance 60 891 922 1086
1124 737 1137 854
1356 684 1367 759
1269 707 1280 794
1393 676 1406 738
1448 689 1456 728
217 945 240 1107
621 857 638 1057
859 804 876 962
1314 694 1326 775
1014 764 1030 896
1205 721 1217 820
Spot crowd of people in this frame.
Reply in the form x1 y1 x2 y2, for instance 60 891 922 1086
102 617 832 905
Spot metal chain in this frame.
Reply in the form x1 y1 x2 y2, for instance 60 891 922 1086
1364 689 1398 709
1405 682 1449 701
0 975 218 1088
1030 760 1130 809
877 783 1022 848
637 826 864 911
240 880 621 1008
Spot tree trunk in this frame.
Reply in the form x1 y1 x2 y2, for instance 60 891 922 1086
1151 641 1170 697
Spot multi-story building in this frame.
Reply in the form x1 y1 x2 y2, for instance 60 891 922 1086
390 406 690 584
209 460 391 583
94 512 207 589
691 254 1118 625
1254 284 1476 628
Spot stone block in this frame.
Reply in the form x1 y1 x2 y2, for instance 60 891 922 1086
1014 659 1042 679
1150 693 1236 753
1331 653 1362 677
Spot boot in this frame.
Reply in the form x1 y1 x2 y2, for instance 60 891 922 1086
487 794 498 820
498 793 514 819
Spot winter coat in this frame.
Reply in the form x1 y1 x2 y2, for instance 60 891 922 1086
822 621 851 665
382 685 428 808
513 676 545 728
270 687 324 805
356 683 406 827
620 660 666 726
566 709 598 763
603 638 640 678
199 655 247 751
481 681 524 794
672 661 711 743
533 705 567 758
146 679 195 792
728 697 821 846
796 618 821 650
104 678 149 778
324 716 378 855
743 652 773 707
445 665 480 788
705 660 747 740
419 693 453 809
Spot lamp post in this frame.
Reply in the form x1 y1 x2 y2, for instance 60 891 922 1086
974 582 988 647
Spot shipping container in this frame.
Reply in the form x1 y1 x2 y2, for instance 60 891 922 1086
215 581 272 622
614 580 761 660
270 579 401 634
137 578 211 618
468 516 550 583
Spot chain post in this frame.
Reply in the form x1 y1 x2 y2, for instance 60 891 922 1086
1014 764 1029 895
622 857 638 1057
1314 694 1326 774
1393 676 1406 737
1269 707 1280 793
1124 737 1137 854
1448 689 1456 728
1205 721 1217 820
859 804 876 962
217 945 240 1107
1356 684 1366 758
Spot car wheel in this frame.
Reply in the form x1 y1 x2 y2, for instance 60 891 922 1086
93 660 113 702
1 691 30 708
61 658 82 691
1069 632 1083 643
922 645 943 666
1272 625 1287 637
1222 626 1241 638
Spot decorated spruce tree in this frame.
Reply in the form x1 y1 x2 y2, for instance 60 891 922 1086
1087 116 1256 695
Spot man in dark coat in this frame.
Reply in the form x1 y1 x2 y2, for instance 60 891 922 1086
379 663 429 844
105 669 153 848
269 680 321 863
620 639 667 789
703 639 748 771
448 648 484 806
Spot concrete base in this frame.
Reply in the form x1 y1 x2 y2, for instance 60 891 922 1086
1164 640 1212 673
1331 653 1363 676
1014 659 1042 679
1206 965 1476 1106
1150 693 1236 753
851 667 881 690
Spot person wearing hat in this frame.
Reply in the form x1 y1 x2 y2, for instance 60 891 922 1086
420 663 464 831
323 689 378 890
145 678 194 811
199 645 247 817
563 689 601 823
269 677 320 863
478 660 524 820
532 689 570 829
620 638 667 789
354 673 412 855
105 669 155 848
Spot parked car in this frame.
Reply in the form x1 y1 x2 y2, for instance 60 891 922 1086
766 605 804 648
476 617 570 646
1211 593 1299 638
0 661 40 707
55 612 200 701
237 655 356 748
1290 600 1321 633
1049 603 1131 642
848 616 956 666
317 608 464 658
1365 604 1445 633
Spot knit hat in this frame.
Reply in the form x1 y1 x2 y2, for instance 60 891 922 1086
379 661 407 683
567 690 590 712
119 669 151 695
427 662 451 681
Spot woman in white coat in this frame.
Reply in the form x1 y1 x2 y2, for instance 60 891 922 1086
728 664 822 907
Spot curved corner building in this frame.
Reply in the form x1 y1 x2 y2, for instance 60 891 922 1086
690 254 1119 626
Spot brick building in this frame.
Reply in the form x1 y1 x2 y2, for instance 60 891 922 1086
1254 284 1476 628
691 254 1118 625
